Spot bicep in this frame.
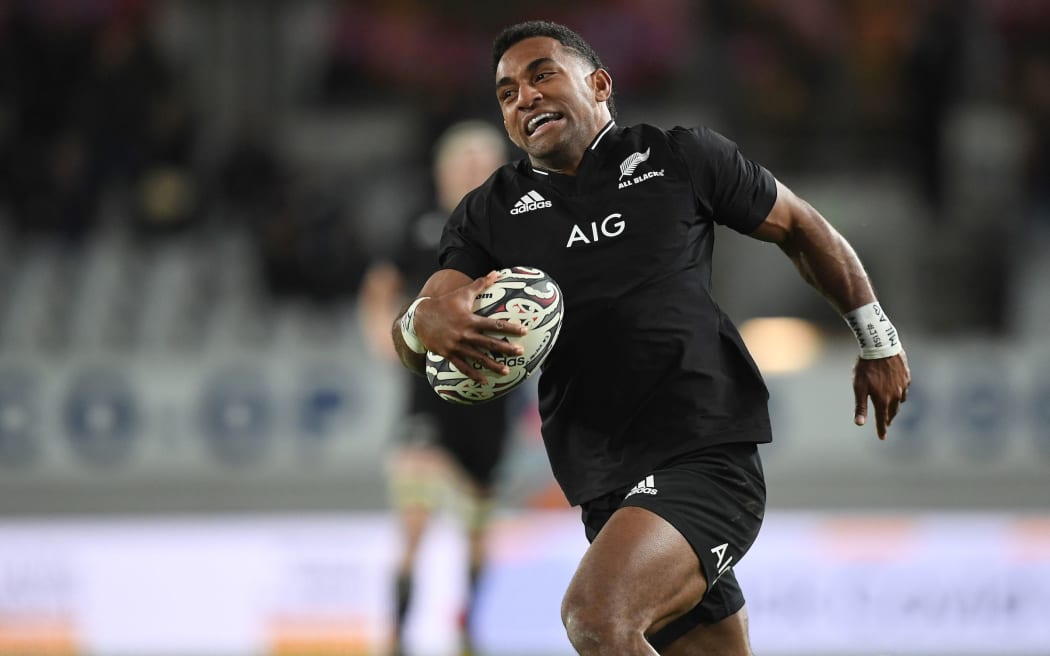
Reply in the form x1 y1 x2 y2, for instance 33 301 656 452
748 179 804 244
745 179 864 303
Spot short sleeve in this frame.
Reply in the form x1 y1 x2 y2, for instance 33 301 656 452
669 126 777 234
437 190 499 279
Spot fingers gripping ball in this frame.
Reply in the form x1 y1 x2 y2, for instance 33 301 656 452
426 267 564 404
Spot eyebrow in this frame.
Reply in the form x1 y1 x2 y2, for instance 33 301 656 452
496 57 557 88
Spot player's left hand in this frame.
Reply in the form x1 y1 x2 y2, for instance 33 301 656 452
852 350 911 440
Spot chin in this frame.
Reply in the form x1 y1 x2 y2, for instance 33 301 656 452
526 135 564 160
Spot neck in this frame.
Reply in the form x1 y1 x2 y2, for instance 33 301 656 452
530 142 587 176
530 116 611 176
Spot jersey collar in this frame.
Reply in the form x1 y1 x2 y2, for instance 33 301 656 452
527 120 618 182
589 120 617 151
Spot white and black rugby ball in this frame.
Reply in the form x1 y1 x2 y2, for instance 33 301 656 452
426 266 563 405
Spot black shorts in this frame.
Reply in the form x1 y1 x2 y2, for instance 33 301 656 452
579 442 766 649
398 374 513 488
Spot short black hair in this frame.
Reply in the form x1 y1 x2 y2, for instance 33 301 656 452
492 20 616 119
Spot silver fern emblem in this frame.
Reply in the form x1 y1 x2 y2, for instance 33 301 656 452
619 148 651 179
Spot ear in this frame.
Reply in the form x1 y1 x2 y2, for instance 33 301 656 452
591 68 613 103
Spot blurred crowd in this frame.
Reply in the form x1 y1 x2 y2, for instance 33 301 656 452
0 0 195 242
317 0 1050 214
0 0 1047 333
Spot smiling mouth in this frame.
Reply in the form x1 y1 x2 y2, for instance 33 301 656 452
526 112 563 136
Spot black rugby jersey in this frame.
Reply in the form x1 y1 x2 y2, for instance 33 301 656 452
439 122 778 505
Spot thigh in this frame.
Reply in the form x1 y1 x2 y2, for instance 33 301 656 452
573 443 766 648
622 444 766 622
565 505 708 633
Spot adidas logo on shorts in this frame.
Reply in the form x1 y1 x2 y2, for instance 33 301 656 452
510 190 552 215
625 475 658 498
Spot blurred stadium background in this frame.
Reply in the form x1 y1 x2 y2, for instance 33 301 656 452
0 0 1048 654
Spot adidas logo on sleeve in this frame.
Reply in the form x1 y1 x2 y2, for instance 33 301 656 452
510 190 552 215
625 475 658 498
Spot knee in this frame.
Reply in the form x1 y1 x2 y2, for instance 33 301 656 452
561 591 644 654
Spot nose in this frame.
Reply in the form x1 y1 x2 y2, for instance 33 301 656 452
516 83 541 109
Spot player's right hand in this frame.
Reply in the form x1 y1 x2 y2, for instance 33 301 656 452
852 350 911 440
414 271 527 383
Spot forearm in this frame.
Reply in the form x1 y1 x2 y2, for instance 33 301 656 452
777 199 875 315
389 268 528 385
391 297 427 377
753 180 902 360
390 267 476 377
753 180 876 315
752 180 909 437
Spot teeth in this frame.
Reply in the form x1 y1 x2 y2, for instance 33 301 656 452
528 112 557 134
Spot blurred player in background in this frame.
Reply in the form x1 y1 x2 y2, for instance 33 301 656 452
392 20 911 656
359 121 511 656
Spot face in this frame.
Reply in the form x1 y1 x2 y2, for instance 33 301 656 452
495 37 612 173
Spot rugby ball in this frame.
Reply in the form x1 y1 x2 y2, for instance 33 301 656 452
426 266 563 405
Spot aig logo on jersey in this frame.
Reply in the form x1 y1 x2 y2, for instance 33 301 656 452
567 213 626 248
510 190 552 215
617 147 665 190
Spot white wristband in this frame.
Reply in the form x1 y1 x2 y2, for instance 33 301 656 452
399 296 431 354
843 301 902 360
